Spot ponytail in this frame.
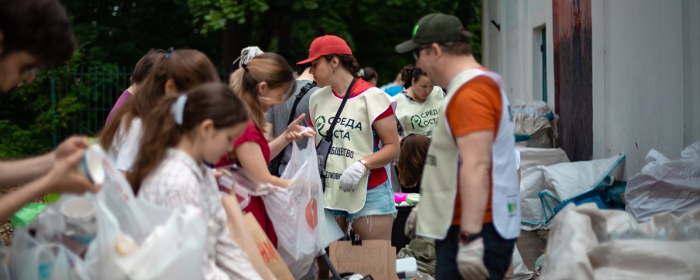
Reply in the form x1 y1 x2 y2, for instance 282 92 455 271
400 64 427 89
99 49 218 151
129 83 249 193
128 95 182 193
401 64 415 88
228 49 295 130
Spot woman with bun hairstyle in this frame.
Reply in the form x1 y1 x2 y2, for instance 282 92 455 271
300 35 400 240
394 64 444 138
130 83 262 280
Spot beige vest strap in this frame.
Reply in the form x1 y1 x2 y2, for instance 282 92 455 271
395 87 444 137
310 86 393 213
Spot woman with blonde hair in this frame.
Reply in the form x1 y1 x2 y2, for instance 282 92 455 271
216 47 314 248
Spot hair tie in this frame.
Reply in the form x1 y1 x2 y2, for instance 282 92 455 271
241 63 248 71
170 95 188 125
233 46 264 68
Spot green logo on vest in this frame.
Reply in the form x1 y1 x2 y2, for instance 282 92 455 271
410 115 425 129
315 116 326 137
507 201 517 214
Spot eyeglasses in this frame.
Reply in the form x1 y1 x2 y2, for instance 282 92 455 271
413 42 453 60
412 45 432 60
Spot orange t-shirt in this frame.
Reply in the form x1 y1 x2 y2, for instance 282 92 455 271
445 73 502 226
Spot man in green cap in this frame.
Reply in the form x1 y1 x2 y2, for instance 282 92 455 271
398 13 520 280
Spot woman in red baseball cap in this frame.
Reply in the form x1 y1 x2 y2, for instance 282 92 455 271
299 35 400 241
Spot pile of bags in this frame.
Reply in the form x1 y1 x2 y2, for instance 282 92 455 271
518 146 626 230
541 203 700 279
512 100 559 148
625 142 700 222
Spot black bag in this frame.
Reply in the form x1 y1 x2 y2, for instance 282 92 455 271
316 78 358 190
268 82 317 176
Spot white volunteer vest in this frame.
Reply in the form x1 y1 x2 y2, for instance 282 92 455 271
310 85 394 213
417 69 521 240
394 86 444 137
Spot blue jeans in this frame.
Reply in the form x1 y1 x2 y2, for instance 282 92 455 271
435 223 516 280
328 181 397 219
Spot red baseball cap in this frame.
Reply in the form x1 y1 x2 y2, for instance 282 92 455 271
297 35 353 65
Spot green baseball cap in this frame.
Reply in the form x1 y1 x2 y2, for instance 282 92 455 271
396 13 467 53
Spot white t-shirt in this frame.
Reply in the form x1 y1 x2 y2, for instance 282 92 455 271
108 117 143 171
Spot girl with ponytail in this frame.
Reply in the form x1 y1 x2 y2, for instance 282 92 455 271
129 83 262 280
216 47 315 248
100 49 219 172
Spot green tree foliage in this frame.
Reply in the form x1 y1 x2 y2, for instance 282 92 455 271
0 52 87 158
64 0 224 65
0 0 480 158
188 0 482 84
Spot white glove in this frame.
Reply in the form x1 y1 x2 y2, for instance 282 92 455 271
457 237 489 280
338 161 367 192
405 205 419 238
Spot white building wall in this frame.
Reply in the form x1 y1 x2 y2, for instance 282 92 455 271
682 0 700 148
483 0 699 178
592 0 698 178
481 0 556 110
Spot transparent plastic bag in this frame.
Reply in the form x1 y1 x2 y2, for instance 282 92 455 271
11 241 90 280
10 195 92 280
82 146 207 280
216 163 276 209
263 140 326 279
0 240 7 280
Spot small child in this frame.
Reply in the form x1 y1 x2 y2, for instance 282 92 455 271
397 133 431 193
128 83 262 280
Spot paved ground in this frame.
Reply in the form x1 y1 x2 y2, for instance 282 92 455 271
515 230 549 279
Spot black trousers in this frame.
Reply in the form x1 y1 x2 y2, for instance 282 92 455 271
435 223 516 280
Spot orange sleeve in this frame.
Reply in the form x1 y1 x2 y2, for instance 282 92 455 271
445 76 503 138
447 75 502 226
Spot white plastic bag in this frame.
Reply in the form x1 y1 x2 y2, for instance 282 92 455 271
516 147 569 171
625 142 700 222
0 240 8 280
512 100 558 148
11 241 90 280
10 202 92 280
520 154 625 230
510 246 533 280
264 140 326 279
217 163 276 209
83 147 207 280
511 100 552 117
543 204 700 280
